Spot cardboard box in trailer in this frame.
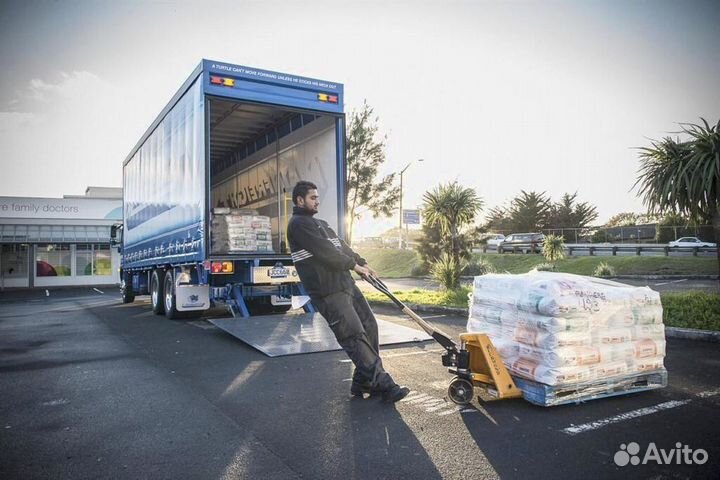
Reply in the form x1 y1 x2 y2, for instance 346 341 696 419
113 59 345 319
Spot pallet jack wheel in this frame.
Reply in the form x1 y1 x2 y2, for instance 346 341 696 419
448 377 474 405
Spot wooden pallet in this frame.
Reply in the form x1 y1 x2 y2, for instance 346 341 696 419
513 369 668 407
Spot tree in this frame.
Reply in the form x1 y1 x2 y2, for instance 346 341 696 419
422 182 483 266
508 190 552 232
345 101 400 243
547 192 599 229
634 118 720 275
416 221 473 272
605 212 660 227
482 205 513 234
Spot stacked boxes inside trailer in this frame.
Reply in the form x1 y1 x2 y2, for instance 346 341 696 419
467 271 668 406
211 208 273 254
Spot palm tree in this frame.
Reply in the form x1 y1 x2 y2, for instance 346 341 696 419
542 234 566 270
634 118 720 276
422 182 483 265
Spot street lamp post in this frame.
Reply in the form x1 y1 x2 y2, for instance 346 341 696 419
398 158 424 249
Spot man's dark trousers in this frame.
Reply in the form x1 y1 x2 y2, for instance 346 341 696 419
311 284 393 389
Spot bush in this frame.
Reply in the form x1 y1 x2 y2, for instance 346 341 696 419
534 262 555 272
662 292 720 331
542 234 566 263
430 253 466 290
462 258 495 276
593 262 616 277
410 264 430 277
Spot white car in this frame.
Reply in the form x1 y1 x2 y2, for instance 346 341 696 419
485 234 506 248
668 237 716 248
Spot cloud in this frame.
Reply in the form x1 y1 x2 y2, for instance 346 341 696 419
0 71 137 197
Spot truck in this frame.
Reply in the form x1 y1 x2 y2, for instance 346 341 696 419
113 59 345 320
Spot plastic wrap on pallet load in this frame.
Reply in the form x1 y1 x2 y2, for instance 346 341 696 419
211 211 274 253
467 271 666 391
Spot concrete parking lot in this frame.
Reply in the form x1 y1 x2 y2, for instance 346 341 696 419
1 288 719 479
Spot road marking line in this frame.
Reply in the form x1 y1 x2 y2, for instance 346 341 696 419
696 388 720 398
562 388 720 435
187 321 216 330
400 392 426 402
405 394 434 405
46 290 50 297
476 404 498 425
385 426 390 446
562 400 690 435
93 288 104 294
426 401 451 412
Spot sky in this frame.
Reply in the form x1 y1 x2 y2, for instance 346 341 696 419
1 0 719 238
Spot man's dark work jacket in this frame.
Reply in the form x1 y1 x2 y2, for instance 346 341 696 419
287 206 366 298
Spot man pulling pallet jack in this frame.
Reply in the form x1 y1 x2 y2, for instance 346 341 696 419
288 180 521 405
287 181 411 403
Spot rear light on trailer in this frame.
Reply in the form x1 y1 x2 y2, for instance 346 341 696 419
317 93 338 103
211 261 234 274
210 76 235 87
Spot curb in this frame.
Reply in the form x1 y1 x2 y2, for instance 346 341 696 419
368 299 467 316
368 300 720 343
607 275 718 280
665 327 720 343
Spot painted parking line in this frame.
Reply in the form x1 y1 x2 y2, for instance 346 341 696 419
562 389 720 436
399 390 477 416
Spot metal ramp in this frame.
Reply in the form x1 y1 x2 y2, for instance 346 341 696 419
208 312 431 357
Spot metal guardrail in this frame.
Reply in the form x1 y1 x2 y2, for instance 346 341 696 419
564 243 717 257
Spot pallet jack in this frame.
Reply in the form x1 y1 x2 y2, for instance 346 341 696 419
363 275 523 405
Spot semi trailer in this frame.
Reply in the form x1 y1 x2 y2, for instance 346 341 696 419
113 59 345 319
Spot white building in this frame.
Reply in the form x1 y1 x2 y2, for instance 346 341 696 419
0 187 122 289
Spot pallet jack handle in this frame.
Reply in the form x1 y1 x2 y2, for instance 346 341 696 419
362 275 459 353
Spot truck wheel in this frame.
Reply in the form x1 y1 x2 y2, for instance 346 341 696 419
121 280 135 304
151 270 165 314
163 270 181 320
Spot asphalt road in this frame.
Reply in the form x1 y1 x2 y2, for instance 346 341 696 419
1 288 719 479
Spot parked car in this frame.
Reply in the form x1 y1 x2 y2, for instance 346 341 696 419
498 233 545 254
485 234 506 248
668 237 717 248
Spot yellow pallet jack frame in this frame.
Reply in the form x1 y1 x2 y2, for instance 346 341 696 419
363 275 522 405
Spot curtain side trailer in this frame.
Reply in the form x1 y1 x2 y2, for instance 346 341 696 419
114 59 345 319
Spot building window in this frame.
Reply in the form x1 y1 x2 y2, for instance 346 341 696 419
76 244 112 276
36 244 72 276
94 245 111 275
76 244 93 275
1 244 28 278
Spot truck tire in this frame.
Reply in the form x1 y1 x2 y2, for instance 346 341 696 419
163 270 182 320
151 270 165 315
121 280 135 304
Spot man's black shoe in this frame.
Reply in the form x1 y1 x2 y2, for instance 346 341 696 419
350 380 372 397
382 384 410 403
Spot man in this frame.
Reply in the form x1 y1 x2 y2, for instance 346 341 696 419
287 180 410 403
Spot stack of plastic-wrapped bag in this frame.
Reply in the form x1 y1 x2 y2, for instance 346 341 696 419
467 271 667 405
211 208 273 254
